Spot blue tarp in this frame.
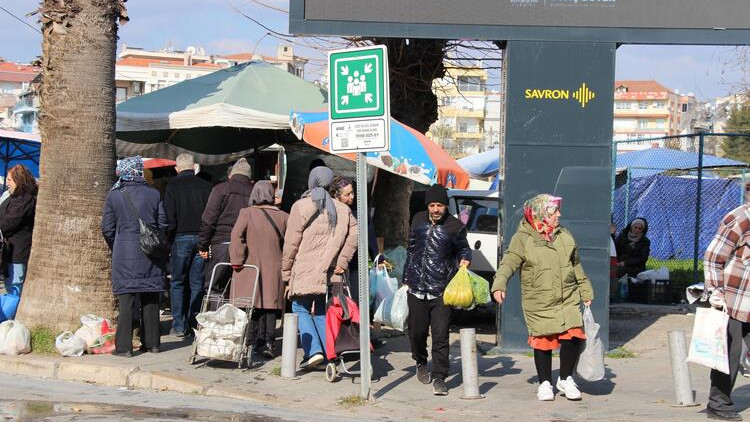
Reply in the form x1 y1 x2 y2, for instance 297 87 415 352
613 174 742 260
0 134 40 180
616 148 747 178
456 148 500 177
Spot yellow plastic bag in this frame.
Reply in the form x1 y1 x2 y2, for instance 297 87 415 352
443 267 474 309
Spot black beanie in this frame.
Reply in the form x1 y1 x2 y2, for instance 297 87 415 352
424 184 449 206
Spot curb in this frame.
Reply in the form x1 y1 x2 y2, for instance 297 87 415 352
0 355 269 404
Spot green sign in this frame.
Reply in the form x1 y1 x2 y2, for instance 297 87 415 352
329 46 387 120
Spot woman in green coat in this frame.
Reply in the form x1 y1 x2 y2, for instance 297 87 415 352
491 194 594 402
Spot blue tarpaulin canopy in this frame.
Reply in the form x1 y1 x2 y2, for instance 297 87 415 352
0 130 40 184
456 148 500 178
616 148 747 178
613 173 742 260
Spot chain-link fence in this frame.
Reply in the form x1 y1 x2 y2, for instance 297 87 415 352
612 133 750 302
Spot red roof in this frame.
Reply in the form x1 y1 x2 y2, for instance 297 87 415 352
222 53 254 61
614 80 672 93
0 62 39 84
116 57 183 67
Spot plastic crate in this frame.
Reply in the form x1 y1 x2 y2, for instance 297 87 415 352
627 280 670 305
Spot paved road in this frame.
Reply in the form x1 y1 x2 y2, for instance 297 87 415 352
0 373 378 422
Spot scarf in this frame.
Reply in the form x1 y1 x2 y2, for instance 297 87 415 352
111 156 144 190
627 218 646 248
249 180 275 206
523 194 562 242
303 166 336 230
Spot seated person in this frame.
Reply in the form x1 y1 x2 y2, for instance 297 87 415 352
614 217 650 278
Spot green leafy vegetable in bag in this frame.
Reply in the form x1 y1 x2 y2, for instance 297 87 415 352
468 270 491 306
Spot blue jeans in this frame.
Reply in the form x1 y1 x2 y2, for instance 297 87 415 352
292 295 327 359
5 263 26 296
170 235 205 333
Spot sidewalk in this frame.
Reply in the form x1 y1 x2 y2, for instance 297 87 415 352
2 306 749 422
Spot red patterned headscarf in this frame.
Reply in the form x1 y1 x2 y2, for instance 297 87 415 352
523 194 562 242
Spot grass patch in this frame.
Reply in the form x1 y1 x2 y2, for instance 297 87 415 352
336 395 368 408
607 347 636 359
270 366 281 377
30 326 56 355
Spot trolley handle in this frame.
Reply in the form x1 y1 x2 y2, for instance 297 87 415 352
206 262 260 294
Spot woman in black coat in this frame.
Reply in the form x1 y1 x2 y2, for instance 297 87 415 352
615 217 651 278
101 156 167 357
0 164 37 296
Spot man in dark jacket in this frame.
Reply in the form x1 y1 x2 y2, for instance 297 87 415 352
198 158 254 292
164 153 212 336
403 184 471 396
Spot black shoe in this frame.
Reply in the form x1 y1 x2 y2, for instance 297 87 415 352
262 342 275 359
707 406 743 421
416 363 431 384
432 378 448 396
112 350 133 358
138 345 160 353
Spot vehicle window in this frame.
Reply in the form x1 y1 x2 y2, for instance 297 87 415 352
456 198 500 234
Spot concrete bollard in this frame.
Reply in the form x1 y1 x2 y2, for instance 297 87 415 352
281 313 299 379
668 330 698 406
460 328 484 399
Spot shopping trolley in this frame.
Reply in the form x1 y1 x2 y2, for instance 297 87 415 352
189 262 259 369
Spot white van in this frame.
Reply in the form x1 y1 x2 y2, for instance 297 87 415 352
447 189 501 280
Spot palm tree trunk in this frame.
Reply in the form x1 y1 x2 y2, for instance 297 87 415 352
16 0 124 331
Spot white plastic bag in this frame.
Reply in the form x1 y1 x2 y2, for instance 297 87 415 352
636 266 669 282
75 314 111 348
195 328 240 360
0 320 11 347
55 331 87 357
0 320 31 355
576 305 605 381
687 307 729 374
195 304 247 339
369 259 398 310
374 285 409 331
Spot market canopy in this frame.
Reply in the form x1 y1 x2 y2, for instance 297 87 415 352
456 147 500 178
116 61 328 163
289 111 469 189
616 147 748 178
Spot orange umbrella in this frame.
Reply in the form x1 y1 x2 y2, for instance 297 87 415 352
143 158 177 169
290 111 469 189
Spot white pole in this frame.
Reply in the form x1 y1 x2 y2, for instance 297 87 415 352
668 330 697 406
356 152 372 401
281 313 299 379
460 328 484 399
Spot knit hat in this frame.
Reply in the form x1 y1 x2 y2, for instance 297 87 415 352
230 158 252 178
424 184 449 206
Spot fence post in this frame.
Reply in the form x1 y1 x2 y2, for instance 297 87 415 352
624 168 630 223
693 132 705 285
741 169 747 205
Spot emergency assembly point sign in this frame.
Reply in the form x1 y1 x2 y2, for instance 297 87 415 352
328 45 390 153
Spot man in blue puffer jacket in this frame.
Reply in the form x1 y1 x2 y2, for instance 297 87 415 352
404 184 471 396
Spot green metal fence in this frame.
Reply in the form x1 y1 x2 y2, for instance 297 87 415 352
612 132 750 299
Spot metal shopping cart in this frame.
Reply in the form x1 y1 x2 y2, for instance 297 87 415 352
189 262 259 369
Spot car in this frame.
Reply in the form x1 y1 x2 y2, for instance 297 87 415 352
447 189 501 281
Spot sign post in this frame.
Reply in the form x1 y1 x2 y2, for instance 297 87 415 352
328 45 390 400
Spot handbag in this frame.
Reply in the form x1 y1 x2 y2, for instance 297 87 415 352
121 190 170 259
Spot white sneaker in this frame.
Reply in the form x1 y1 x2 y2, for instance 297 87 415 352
556 376 582 400
537 381 554 401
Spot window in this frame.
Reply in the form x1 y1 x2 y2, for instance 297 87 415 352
455 198 500 234
639 102 648 110
157 80 167 90
185 74 191 79
615 101 630 110
457 76 482 92
116 87 127 102
174 72 180 78
162 72 168 77
441 96 457 106
151 71 157 77
682 103 689 112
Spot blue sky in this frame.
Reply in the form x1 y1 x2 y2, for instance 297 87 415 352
0 0 744 100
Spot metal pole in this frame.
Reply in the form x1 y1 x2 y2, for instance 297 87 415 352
741 169 746 205
667 330 698 406
356 152 372 401
460 328 484 399
281 313 299 379
693 133 704 285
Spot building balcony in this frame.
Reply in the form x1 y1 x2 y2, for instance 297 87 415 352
453 131 484 139
613 108 671 117
439 107 484 118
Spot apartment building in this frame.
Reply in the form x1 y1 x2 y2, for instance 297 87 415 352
0 61 39 131
429 62 488 157
613 80 680 149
